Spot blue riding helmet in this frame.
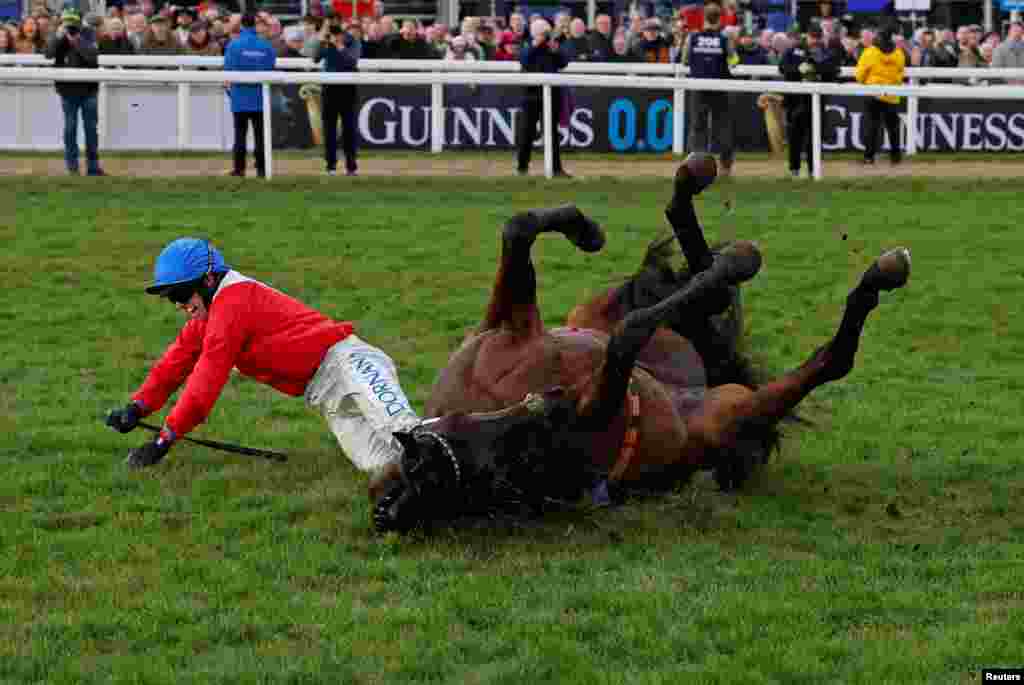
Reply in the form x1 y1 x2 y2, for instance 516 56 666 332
146 238 230 295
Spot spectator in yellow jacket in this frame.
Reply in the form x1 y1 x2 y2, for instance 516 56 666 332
855 26 906 165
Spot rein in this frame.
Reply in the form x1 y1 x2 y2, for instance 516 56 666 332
608 377 641 482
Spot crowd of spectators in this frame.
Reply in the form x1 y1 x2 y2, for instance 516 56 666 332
3 0 1021 81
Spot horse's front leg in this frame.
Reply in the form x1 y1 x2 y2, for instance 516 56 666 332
578 240 763 424
479 205 605 335
666 153 718 274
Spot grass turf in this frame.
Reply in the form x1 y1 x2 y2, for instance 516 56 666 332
2 174 1023 684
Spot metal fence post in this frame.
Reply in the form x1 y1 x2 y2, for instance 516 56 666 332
262 83 273 179
907 79 918 157
431 82 444 153
812 92 823 180
542 84 553 178
673 85 685 156
178 83 190 150
15 82 25 148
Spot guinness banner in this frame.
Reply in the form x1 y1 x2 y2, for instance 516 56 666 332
273 83 1024 153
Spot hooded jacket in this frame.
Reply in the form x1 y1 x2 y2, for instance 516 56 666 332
855 33 905 104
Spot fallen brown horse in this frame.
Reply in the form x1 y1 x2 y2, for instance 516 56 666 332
369 154 912 532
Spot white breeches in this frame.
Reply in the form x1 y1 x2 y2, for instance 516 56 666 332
305 335 420 472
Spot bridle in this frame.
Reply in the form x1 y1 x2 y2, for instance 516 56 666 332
414 429 462 487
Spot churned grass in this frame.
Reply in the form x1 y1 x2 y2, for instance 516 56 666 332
2 174 1023 684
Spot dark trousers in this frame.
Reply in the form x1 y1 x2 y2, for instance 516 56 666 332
786 102 812 174
232 111 265 175
517 89 564 173
322 85 358 173
60 94 100 173
864 98 902 163
687 91 734 168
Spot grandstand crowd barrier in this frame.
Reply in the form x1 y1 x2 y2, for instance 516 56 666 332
2 55 1023 179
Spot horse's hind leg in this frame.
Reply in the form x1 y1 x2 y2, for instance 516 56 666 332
688 248 912 486
480 205 604 334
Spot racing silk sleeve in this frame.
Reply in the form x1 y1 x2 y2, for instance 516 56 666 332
163 285 252 437
132 320 205 415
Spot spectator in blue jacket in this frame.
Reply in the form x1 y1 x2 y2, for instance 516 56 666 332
224 13 276 177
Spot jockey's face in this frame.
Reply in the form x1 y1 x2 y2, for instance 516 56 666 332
165 275 213 321
174 290 208 321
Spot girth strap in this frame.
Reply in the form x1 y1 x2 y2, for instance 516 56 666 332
608 378 641 483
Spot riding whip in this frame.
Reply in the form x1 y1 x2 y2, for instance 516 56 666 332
137 421 288 463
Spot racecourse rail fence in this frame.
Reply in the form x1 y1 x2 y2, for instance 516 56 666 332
2 55 1023 179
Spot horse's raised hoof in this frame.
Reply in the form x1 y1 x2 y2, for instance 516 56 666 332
541 205 605 253
861 247 911 292
717 240 762 285
675 153 718 197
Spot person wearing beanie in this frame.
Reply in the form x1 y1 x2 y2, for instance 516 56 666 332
855 23 906 166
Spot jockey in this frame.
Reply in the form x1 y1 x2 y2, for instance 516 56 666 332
105 237 421 471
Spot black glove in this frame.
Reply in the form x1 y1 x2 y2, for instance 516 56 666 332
106 402 142 433
126 436 172 469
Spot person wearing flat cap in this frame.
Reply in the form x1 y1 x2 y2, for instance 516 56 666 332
45 9 105 176
106 238 423 473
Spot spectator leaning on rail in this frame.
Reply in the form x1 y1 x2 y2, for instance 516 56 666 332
99 17 136 55
105 238 422 473
313 20 360 177
46 9 105 177
0 24 15 53
186 20 221 56
516 18 571 178
778 26 840 178
855 24 906 166
683 3 736 177
588 14 614 61
991 21 1024 86
15 15 44 53
141 14 182 55
224 13 276 178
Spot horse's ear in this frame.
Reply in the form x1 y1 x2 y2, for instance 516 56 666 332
394 431 417 457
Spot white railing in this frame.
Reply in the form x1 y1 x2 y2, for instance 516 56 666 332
2 56 1023 179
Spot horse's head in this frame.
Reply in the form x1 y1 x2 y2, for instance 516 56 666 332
373 388 593 533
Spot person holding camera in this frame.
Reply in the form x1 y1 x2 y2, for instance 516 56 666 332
45 9 105 176
224 13 276 177
516 18 571 178
778 26 840 178
313 20 360 176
